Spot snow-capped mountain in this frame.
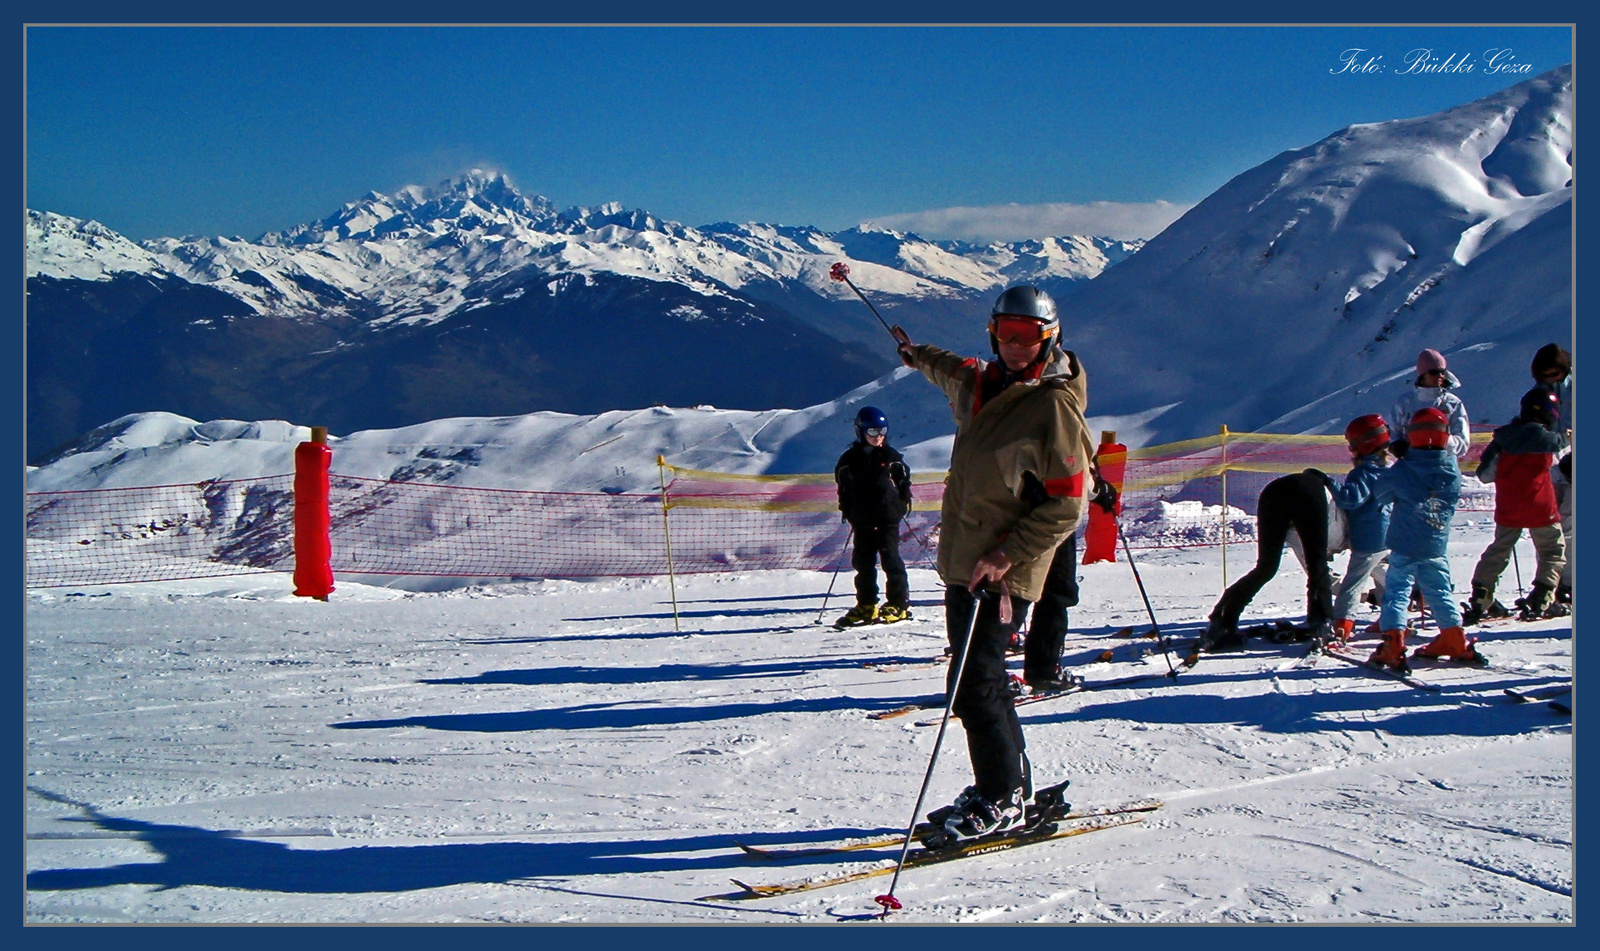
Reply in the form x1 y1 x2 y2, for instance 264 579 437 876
25 173 1139 462
1060 65 1572 444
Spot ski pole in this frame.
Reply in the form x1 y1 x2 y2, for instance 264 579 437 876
829 262 900 340
816 526 854 624
1512 544 1525 598
1115 519 1180 677
874 586 1000 918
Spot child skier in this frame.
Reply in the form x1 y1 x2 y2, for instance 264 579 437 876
833 406 913 626
1327 414 1393 646
1463 387 1568 623
1368 407 1472 669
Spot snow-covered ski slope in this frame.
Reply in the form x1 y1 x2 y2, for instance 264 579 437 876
25 520 1571 923
1060 65 1572 445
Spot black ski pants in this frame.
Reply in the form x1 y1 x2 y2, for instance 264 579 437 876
944 585 1031 803
1020 532 1080 682
851 523 908 606
1211 471 1333 629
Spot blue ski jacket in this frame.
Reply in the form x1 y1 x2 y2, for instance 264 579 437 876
1372 448 1461 559
1331 452 1392 553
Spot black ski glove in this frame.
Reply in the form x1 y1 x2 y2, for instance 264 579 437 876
1389 437 1410 459
1090 475 1119 514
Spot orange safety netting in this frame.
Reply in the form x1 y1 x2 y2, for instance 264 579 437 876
24 433 1497 588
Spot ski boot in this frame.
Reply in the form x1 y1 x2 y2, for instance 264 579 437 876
1024 665 1083 695
938 787 1026 844
836 601 878 627
1327 619 1356 649
1003 625 1025 653
1199 616 1246 652
924 785 979 829
1412 626 1486 665
1459 584 1508 625
1367 629 1409 671
876 603 911 624
1555 583 1573 606
1517 583 1559 622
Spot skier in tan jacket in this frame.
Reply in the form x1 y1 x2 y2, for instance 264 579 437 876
892 285 1103 841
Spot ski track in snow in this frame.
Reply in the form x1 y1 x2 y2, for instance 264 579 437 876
24 523 1572 923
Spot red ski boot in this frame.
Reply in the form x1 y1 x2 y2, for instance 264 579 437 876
1412 626 1486 665
1367 629 1409 671
1330 619 1356 647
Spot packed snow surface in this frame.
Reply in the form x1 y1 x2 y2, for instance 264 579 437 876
25 521 1572 922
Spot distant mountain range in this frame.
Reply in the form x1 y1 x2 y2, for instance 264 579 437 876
26 176 1139 462
27 66 1571 470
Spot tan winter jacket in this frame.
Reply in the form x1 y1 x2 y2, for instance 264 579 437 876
906 343 1096 601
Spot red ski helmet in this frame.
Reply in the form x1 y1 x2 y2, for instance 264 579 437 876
1407 407 1450 449
1344 414 1390 456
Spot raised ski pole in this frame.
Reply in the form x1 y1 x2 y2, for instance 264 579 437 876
874 585 1010 918
1116 519 1180 677
816 526 855 624
829 262 900 339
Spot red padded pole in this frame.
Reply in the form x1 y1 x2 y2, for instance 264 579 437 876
293 426 334 600
1082 430 1127 565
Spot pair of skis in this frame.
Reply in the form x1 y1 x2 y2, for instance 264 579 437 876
699 784 1159 902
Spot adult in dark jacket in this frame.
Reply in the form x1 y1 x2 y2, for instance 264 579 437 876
834 406 913 625
1464 387 1568 622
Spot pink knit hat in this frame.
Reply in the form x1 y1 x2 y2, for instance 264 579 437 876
1416 349 1447 374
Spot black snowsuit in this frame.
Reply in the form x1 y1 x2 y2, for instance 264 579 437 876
1210 469 1335 632
834 441 912 606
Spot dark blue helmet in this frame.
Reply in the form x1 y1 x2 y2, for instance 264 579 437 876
855 406 889 442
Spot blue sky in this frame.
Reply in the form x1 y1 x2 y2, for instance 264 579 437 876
26 24 1573 242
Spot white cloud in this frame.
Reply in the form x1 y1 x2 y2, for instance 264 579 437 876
860 200 1192 243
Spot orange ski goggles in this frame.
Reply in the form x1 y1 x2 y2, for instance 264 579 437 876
990 315 1056 345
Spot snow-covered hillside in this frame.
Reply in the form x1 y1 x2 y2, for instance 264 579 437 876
25 367 1169 495
1059 65 1572 444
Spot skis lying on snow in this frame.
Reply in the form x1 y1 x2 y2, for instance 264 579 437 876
735 793 1162 861
1504 683 1573 704
702 785 1155 901
1315 646 1441 691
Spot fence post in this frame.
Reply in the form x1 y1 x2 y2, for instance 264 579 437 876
1219 424 1229 592
293 426 334 601
657 455 681 632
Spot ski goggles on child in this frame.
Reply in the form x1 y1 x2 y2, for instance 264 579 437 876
990 315 1054 345
861 426 888 438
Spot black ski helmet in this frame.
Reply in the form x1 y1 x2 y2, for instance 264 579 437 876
855 406 889 442
988 285 1060 358
1520 386 1560 428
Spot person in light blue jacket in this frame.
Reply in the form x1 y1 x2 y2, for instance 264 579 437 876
1367 407 1475 669
1326 414 1393 645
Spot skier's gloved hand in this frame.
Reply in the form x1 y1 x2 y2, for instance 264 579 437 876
1389 437 1410 459
1090 474 1119 514
891 325 915 366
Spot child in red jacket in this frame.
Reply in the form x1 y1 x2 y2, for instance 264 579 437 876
1464 388 1569 623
